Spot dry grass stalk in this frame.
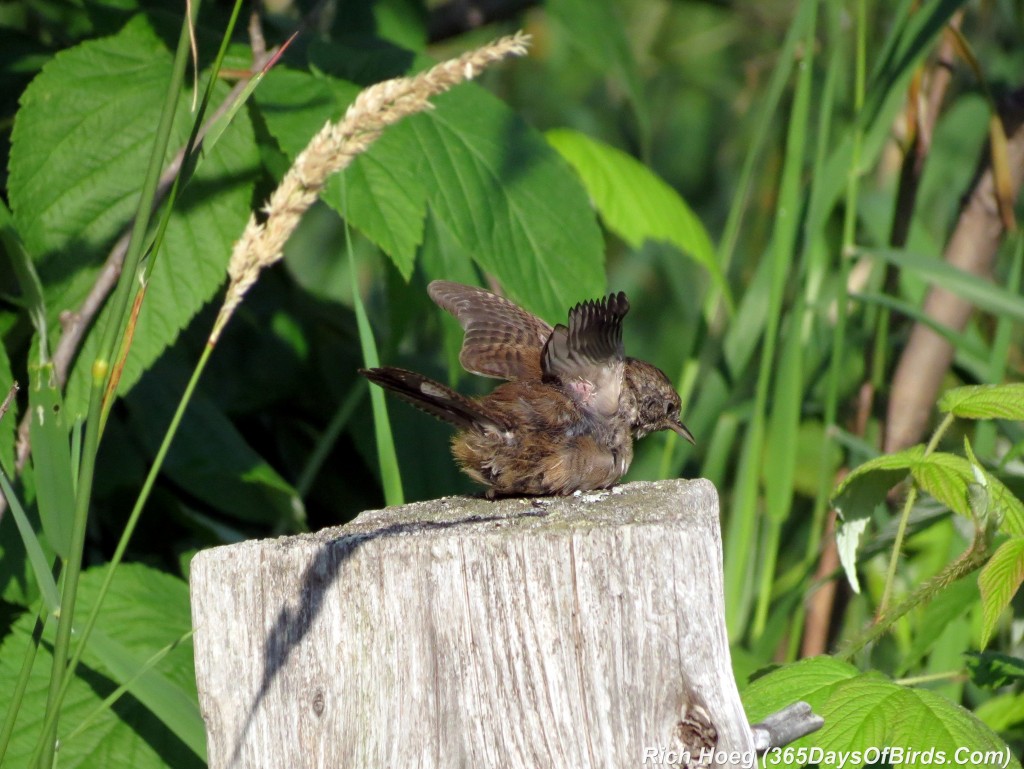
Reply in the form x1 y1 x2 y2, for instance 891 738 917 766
211 31 531 342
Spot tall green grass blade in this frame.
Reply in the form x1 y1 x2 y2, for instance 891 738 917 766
35 7 203 765
864 0 970 128
700 412 739 490
717 0 817 274
344 214 404 506
750 0 817 641
351 278 405 506
27 365 76 559
976 234 1023 455
0 470 59 610
789 3 845 658
867 248 1024 322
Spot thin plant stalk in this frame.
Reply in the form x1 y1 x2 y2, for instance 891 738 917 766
297 383 366 499
57 344 213 719
878 412 955 616
33 8 201 764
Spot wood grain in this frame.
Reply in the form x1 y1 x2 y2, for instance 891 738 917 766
190 479 755 768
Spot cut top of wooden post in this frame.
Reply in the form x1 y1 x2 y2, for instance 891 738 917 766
191 478 755 768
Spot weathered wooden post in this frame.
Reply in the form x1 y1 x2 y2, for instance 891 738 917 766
190 479 799 767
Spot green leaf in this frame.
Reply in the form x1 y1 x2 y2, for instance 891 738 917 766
745 659 1019 769
831 445 923 518
9 16 175 313
0 564 204 767
406 90 606 320
822 679 1015 768
8 17 258 418
986 471 1024 535
256 61 606 322
743 656 858 721
833 447 975 518
126 352 305 528
975 690 1024 732
910 452 973 517
965 651 1024 688
328 146 425 279
27 363 75 557
939 383 1024 420
978 537 1024 648
545 128 729 308
254 66 427 279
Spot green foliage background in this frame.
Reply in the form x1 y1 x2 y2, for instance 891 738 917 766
0 0 1023 766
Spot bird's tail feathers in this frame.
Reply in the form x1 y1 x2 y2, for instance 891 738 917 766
359 367 507 432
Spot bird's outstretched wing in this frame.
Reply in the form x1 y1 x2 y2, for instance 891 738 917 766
541 293 629 417
428 281 552 381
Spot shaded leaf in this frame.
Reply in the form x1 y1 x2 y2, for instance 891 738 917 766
126 350 304 528
965 650 1024 688
0 564 204 767
831 445 924 518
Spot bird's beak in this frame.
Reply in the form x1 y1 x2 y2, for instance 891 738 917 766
669 419 696 445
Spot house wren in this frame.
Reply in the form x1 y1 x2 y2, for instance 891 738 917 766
360 281 693 497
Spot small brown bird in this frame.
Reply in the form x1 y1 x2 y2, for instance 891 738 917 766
360 281 694 497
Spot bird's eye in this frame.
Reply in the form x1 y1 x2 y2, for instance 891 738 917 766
664 402 673 415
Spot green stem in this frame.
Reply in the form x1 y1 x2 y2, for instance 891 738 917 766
297 383 366 499
878 412 955 617
844 510 986 659
58 343 215 714
896 669 964 687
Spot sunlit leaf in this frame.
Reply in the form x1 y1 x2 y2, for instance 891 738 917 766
977 537 1024 648
939 383 1024 420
